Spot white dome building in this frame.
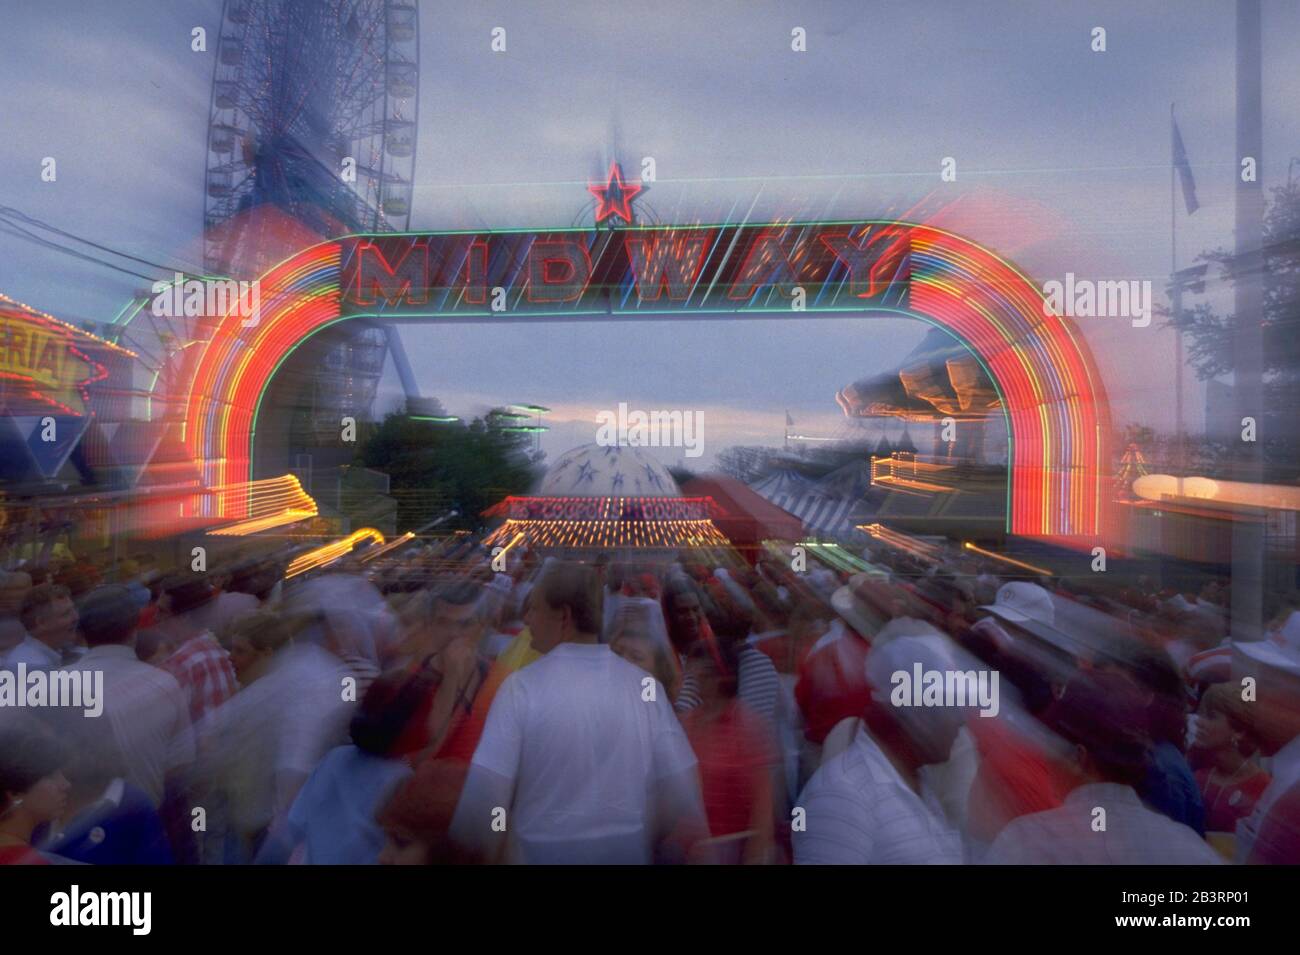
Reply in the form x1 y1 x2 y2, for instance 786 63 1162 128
483 443 729 556
536 444 680 498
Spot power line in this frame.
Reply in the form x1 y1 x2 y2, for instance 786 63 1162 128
0 219 158 283
0 205 199 281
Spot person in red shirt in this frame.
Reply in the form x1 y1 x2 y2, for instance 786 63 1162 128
679 634 777 864
794 575 939 746
965 712 1077 846
390 580 490 758
0 719 71 865
794 620 873 745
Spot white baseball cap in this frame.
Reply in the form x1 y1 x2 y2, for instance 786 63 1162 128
1235 638 1300 681
980 581 1055 627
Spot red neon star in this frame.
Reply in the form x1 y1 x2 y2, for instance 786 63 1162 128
587 162 643 224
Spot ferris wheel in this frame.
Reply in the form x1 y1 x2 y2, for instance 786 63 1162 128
109 0 421 429
202 0 420 275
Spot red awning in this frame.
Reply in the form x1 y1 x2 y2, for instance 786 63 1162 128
679 475 804 547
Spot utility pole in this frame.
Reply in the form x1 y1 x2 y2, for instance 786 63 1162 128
1231 0 1265 639
1172 103 1183 491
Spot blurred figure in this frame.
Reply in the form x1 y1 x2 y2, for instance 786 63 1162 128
984 670 1221 864
377 759 472 865
794 633 966 864
225 608 294 686
1233 641 1300 864
969 582 1056 667
751 598 827 675
389 580 490 756
479 574 520 658
679 636 777 864
677 598 782 729
207 558 278 632
963 641 1078 852
451 561 707 864
1099 642 1205 835
133 625 177 666
609 596 680 700
430 588 544 766
155 574 240 725
114 558 151 610
267 670 427 864
794 577 875 746
195 610 353 863
662 577 712 656
0 718 71 865
285 573 397 694
38 719 173 865
62 585 193 810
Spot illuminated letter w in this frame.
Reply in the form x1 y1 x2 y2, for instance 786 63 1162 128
625 233 708 302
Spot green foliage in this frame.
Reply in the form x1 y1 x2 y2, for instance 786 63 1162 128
1175 182 1300 382
1172 181 1300 474
356 407 539 532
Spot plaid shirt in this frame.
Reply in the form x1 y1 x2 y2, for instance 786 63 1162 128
161 631 239 724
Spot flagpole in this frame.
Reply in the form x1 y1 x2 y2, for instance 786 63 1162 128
1171 103 1185 491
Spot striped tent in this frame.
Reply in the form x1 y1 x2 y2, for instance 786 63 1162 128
748 469 815 514
749 461 874 541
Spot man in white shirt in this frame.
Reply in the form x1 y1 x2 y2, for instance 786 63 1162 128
984 669 1221 865
452 561 708 864
2 582 80 670
196 624 353 863
794 630 968 864
60 585 193 809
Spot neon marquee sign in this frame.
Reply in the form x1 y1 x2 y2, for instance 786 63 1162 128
180 218 1111 543
341 223 911 317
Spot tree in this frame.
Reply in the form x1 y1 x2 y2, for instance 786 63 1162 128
356 408 540 532
1173 181 1300 476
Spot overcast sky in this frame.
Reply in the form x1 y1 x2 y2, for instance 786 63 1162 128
2 1 1298 466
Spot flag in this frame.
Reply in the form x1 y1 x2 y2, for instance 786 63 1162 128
785 411 794 427
1172 115 1200 215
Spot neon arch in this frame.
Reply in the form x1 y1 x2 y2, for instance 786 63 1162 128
181 221 1111 543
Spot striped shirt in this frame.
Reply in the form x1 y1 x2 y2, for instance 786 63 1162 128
675 645 782 727
983 783 1222 865
160 631 240 725
794 726 963 865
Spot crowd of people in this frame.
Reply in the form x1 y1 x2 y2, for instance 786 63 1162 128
2 531 1299 865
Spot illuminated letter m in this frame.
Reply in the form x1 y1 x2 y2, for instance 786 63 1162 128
352 241 430 307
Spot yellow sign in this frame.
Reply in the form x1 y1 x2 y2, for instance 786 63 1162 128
0 312 100 415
